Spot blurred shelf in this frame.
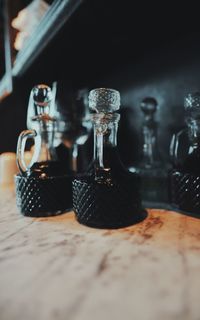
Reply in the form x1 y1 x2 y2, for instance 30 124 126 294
12 0 83 77
1 0 199 98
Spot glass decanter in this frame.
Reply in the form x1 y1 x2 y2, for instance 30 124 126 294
15 84 73 217
72 88 147 229
170 92 200 215
130 97 169 206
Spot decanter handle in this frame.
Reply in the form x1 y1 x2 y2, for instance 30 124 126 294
16 129 41 174
169 133 178 164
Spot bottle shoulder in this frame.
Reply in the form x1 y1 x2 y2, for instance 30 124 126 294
24 160 73 178
84 158 140 187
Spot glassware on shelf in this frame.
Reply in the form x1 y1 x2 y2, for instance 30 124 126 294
129 97 169 206
15 84 73 217
72 88 147 229
169 92 200 215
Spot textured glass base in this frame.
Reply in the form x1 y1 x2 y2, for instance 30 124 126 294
170 170 200 215
72 177 147 229
15 174 73 217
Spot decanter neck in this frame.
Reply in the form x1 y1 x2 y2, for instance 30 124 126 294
88 88 121 183
37 116 57 162
140 97 160 169
92 113 120 173
141 116 159 168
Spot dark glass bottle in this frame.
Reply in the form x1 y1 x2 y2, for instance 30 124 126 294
72 88 147 229
170 92 200 215
15 84 73 217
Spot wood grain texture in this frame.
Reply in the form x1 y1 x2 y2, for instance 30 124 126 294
0 186 200 320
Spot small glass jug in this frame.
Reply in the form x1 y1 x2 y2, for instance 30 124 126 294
15 84 73 217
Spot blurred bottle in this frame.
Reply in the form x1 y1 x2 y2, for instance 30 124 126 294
170 92 200 215
130 97 169 207
15 84 73 217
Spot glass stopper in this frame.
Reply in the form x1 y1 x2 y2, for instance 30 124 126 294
89 88 120 113
32 84 55 120
140 97 157 116
32 84 53 108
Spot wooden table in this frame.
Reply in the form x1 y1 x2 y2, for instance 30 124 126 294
0 186 200 320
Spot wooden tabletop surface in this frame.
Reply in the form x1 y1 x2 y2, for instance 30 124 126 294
0 186 200 320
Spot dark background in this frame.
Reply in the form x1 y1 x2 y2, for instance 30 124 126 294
0 0 200 169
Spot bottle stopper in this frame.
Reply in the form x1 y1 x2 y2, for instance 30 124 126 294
89 88 120 113
140 97 158 116
31 84 56 124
